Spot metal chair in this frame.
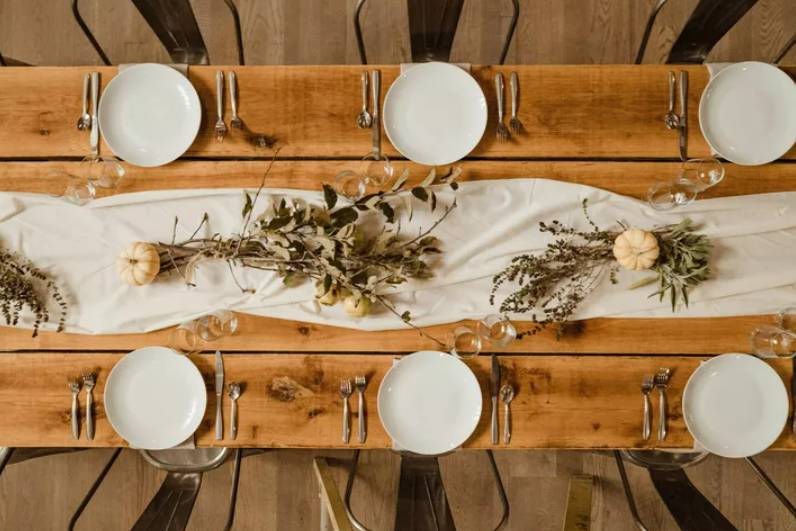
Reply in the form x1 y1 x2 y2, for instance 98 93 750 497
223 0 246 65
343 449 509 531
73 0 210 65
636 0 760 64
354 0 519 65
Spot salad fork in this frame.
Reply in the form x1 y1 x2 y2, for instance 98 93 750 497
494 73 510 141
655 368 672 441
354 375 367 443
68 378 81 440
509 72 523 134
641 375 654 441
215 70 227 142
339 379 353 444
227 382 241 440
228 71 244 130
81 370 96 440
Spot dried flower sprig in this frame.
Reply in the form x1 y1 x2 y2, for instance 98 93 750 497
491 199 711 339
0 246 67 337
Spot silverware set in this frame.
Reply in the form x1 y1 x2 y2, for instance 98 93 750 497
490 355 515 445
664 70 689 160
215 70 275 148
214 350 243 440
339 375 368 444
640 368 671 441
494 71 523 142
67 370 97 440
355 70 382 158
76 72 101 155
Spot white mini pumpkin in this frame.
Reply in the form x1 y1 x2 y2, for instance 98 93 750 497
343 295 371 317
117 242 161 286
612 229 660 271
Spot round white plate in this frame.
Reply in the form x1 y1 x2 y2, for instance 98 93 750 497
377 350 482 455
99 63 201 167
683 353 788 458
699 62 796 166
104 346 207 449
383 62 487 166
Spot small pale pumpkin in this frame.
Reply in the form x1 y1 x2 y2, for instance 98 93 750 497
612 229 660 271
315 282 341 305
117 242 161 286
343 295 371 317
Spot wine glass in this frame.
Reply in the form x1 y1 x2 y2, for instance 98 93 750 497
750 325 796 358
81 156 125 189
195 311 239 341
360 152 394 187
647 178 698 211
477 314 517 348
333 170 366 200
681 158 724 192
447 325 482 359
777 306 796 333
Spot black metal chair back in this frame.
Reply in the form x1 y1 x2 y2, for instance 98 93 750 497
355 0 519 65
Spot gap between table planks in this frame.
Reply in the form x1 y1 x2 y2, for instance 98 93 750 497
0 353 793 450
0 65 793 160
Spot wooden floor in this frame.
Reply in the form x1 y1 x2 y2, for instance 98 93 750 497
2 1 796 530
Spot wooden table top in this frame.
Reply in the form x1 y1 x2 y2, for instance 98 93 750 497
0 64 794 449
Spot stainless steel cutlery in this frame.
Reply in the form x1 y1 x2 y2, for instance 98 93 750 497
509 72 523 134
641 375 653 441
215 70 227 142
664 71 679 130
77 73 91 131
228 382 241 441
89 72 99 156
491 354 501 444
228 71 243 130
655 367 672 441
499 383 514 444
356 71 372 129
494 73 510 142
68 378 81 440
215 350 224 440
354 375 367 443
371 70 381 158
339 378 353 443
81 370 96 440
678 71 688 161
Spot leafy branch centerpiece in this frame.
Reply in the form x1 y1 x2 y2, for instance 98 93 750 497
491 199 712 338
117 163 460 341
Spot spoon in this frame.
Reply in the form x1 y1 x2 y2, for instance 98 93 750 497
227 382 242 440
356 71 372 129
664 71 680 130
499 384 515 445
77 73 91 131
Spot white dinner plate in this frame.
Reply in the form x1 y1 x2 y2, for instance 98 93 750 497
99 63 201 167
683 353 788 458
377 350 482 455
383 62 487 165
699 62 796 166
104 346 207 449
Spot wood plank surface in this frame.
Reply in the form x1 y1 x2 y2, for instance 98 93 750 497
1 65 793 160
1 352 793 450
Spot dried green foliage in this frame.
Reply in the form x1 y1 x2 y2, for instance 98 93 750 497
491 200 712 338
0 246 67 337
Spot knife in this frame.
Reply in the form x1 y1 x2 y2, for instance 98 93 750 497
678 70 688 161
89 72 99 156
215 350 224 440
791 356 796 438
371 70 381 159
491 354 501 445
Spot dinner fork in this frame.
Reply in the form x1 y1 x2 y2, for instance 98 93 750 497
339 379 353 444
68 378 81 440
354 375 367 443
494 73 510 141
655 368 672 441
82 370 96 441
228 71 243 130
509 72 523 134
215 70 227 142
641 375 653 441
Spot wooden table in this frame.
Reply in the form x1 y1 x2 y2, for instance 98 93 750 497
0 65 794 450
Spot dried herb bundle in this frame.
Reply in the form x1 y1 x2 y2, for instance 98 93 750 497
0 247 67 337
151 164 459 338
490 200 711 338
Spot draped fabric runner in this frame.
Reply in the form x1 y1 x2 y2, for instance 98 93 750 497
1 178 795 335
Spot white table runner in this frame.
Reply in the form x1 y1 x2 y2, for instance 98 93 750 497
1 178 795 335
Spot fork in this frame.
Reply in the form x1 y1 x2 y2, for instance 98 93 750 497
494 73 510 141
655 368 672 441
228 71 244 130
68 378 81 440
641 375 654 441
354 375 367 443
339 379 353 444
82 370 96 441
509 72 523 134
215 70 227 142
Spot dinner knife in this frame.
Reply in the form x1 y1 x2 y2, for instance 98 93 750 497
791 355 796 438
371 70 381 159
491 354 500 445
89 72 99 156
215 350 224 440
678 70 688 161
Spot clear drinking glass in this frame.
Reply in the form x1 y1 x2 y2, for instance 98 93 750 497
170 321 202 354
647 178 698 211
777 306 796 333
333 170 367 200
360 152 394 187
447 325 482 359
681 158 724 192
195 310 239 341
81 155 125 188
477 314 517 348
750 325 796 358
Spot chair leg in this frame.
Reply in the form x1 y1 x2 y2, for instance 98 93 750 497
0 448 13 477
68 448 122 531
613 451 649 531
131 472 203 531
635 0 670 64
315 456 354 531
354 0 368 65
774 35 796 64
498 0 519 65
72 0 112 65
394 454 456 531
648 468 736 531
745 456 796 520
223 0 245 65
486 450 509 531
343 450 371 531
223 448 243 531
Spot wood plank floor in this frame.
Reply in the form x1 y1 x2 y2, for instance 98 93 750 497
2 449 796 530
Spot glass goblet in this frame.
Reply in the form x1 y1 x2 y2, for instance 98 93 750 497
333 170 366 200
447 325 482 359
81 155 125 189
477 314 517 348
777 306 796 333
682 158 724 192
195 310 239 342
360 152 394 187
647 178 698 211
750 325 796 358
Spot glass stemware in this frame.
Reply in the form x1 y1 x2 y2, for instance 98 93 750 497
332 153 395 200
646 158 724 211
80 155 125 188
477 314 517 348
777 306 796 333
750 325 796 358
681 158 725 192
170 311 239 353
447 325 482 359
